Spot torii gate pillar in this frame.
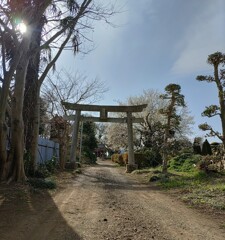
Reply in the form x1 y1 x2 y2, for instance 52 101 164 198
70 110 81 165
126 112 137 172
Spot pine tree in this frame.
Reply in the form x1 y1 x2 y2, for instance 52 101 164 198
159 84 186 173
201 139 212 156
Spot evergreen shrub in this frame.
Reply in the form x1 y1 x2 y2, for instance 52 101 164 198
201 139 212 156
135 149 162 169
83 149 97 164
169 153 201 172
45 157 58 173
34 164 51 178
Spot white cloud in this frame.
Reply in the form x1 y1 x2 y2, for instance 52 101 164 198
171 1 225 75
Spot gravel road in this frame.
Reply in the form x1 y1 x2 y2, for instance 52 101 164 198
1 160 225 240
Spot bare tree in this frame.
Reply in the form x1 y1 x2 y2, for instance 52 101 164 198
42 69 108 117
41 69 107 169
126 90 166 150
105 123 131 151
96 123 107 144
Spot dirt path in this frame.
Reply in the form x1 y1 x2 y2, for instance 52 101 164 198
0 160 225 240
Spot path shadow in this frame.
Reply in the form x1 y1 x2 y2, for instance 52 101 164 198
94 160 120 168
0 182 82 240
81 169 158 192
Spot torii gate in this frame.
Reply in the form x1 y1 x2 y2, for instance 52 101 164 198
62 102 147 173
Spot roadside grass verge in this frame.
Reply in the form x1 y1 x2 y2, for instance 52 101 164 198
132 167 225 211
158 170 225 210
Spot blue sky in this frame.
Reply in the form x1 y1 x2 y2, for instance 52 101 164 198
57 0 225 141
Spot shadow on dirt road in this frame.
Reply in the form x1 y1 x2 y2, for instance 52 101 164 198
0 160 225 240
0 180 81 240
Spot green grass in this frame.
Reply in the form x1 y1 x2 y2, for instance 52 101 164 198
132 152 225 211
156 169 225 210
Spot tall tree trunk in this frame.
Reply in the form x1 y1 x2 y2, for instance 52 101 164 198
0 41 29 181
9 53 30 182
162 132 169 173
214 64 225 150
59 140 67 170
23 20 43 175
0 0 55 181
23 84 40 175
59 126 70 170
162 95 176 174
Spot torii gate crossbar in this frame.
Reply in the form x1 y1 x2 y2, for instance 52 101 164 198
62 102 147 173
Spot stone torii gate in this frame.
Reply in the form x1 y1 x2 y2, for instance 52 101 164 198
62 102 147 173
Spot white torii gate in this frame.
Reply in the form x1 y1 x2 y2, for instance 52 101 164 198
62 102 147 173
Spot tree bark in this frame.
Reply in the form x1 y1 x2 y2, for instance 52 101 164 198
214 64 225 150
0 44 25 180
162 91 177 173
9 53 30 182
0 37 32 180
23 19 43 175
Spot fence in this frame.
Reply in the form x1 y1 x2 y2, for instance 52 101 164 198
37 137 59 164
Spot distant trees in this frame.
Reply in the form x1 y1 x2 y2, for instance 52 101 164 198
106 122 137 150
105 88 193 170
42 70 107 169
82 121 98 164
197 52 225 150
193 137 202 155
105 90 165 151
126 89 193 151
127 90 166 151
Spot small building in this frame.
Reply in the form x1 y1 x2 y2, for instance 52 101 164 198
95 143 113 159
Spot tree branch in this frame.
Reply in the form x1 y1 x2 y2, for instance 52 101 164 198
199 123 223 141
196 75 215 82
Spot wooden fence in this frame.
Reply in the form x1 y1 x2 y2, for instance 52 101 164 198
37 137 59 164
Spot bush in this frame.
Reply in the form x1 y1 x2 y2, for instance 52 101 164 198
111 149 162 168
82 150 97 164
143 149 162 167
198 155 224 173
134 153 147 168
169 153 201 172
34 164 51 178
28 178 56 189
111 153 125 165
111 154 117 163
122 153 128 164
45 157 58 173
134 149 162 169
24 153 59 177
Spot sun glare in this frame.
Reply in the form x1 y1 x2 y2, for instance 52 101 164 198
17 22 27 34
